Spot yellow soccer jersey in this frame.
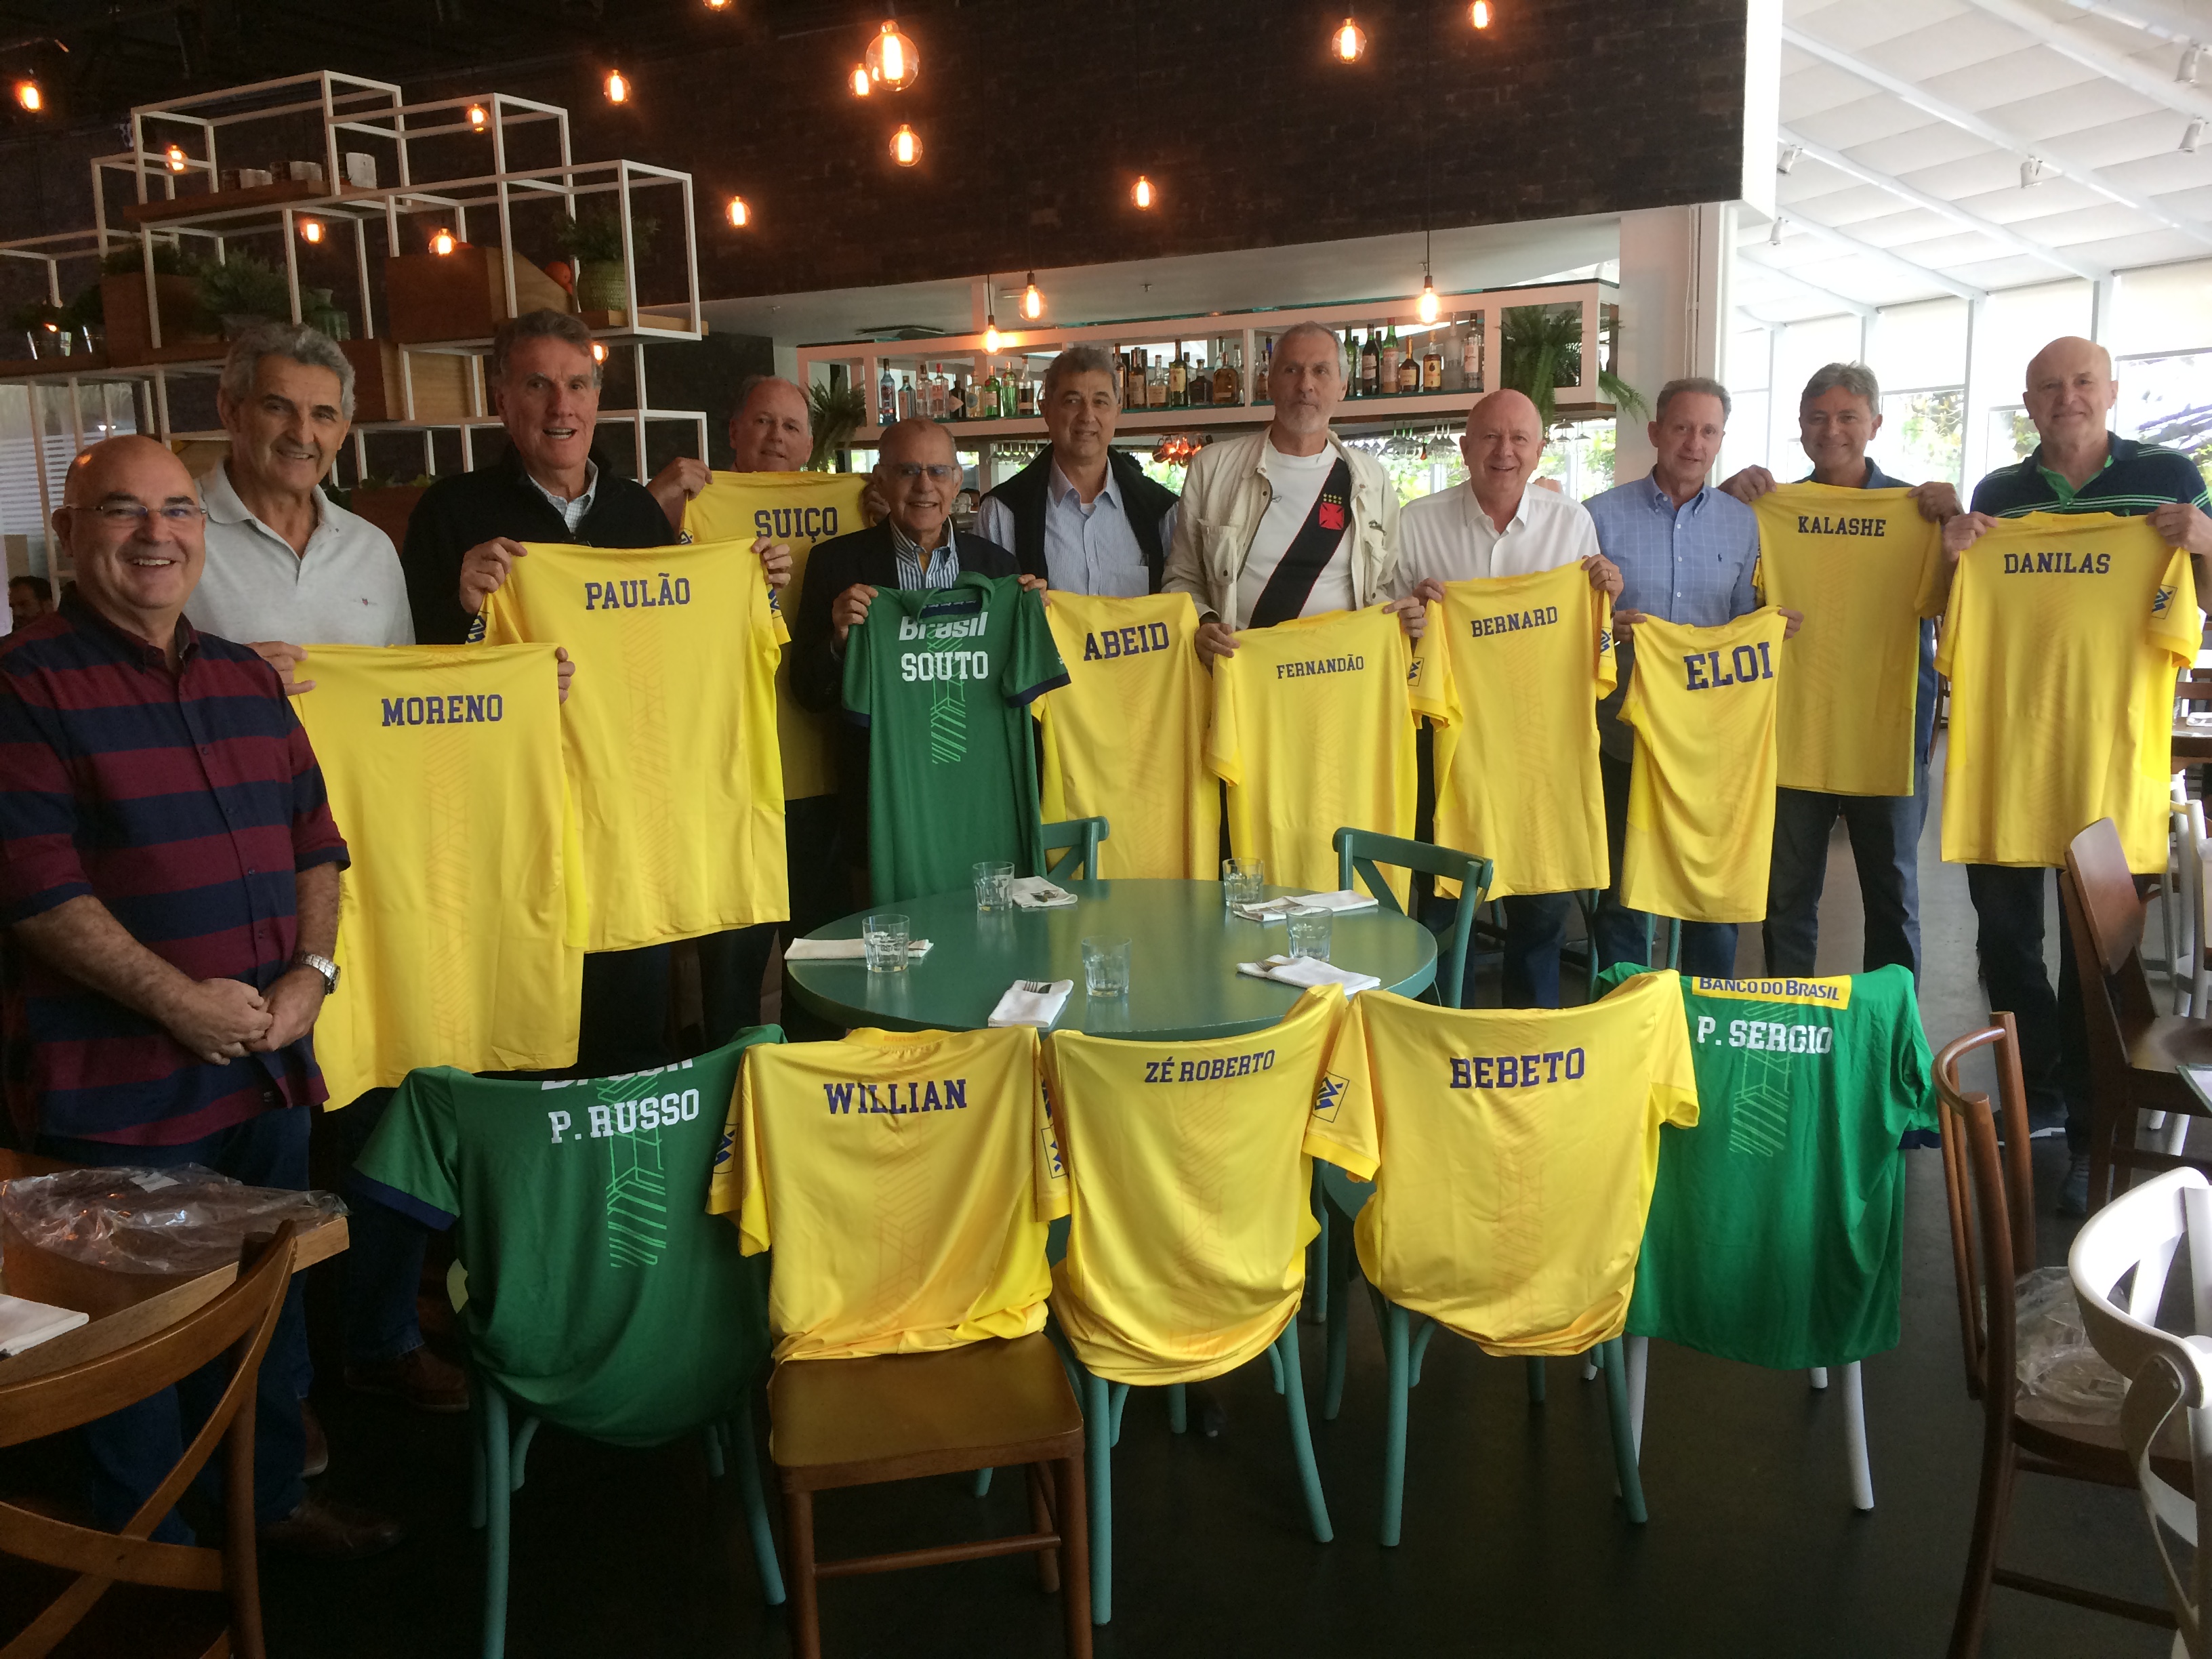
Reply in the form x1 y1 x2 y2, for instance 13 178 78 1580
1304 974 1700 1355
480 539 790 951
709 1025 1067 1362
1207 605 1448 902
1621 608 1789 924
1937 513 2202 872
1753 485 1944 797
687 472 867 802
1035 592 1218 878
1044 987 1345 1385
296 644 587 1103
1428 565 1616 899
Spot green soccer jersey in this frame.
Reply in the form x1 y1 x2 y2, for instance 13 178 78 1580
352 1029 778 1446
844 573 1069 903
1597 964 1938 1370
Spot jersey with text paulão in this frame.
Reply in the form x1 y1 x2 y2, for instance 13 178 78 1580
1034 592 1218 878
1304 973 1699 1355
1753 484 1944 797
844 574 1069 903
1937 512 2202 872
709 1024 1067 1362
1428 564 1616 899
1598 965 1937 1370
1207 605 1448 903
296 644 586 1103
352 1033 775 1445
480 538 788 950
1045 986 1345 1385
1622 608 1788 923
687 472 867 802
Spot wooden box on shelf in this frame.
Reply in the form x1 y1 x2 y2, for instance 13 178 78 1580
351 485 431 550
101 273 218 367
340 338 474 426
384 245 573 344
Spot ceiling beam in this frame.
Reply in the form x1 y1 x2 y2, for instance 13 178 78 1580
1782 23 2212 249
1734 244 1881 319
1775 211 1991 302
1959 0 2212 125
2058 1 2205 51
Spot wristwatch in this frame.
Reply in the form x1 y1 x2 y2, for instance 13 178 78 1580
293 951 340 996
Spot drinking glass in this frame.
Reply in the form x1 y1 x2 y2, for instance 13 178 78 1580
972 860 1015 912
1082 937 1132 998
1223 856 1266 910
1286 905 1333 962
863 912 911 974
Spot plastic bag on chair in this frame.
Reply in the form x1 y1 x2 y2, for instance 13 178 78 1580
2013 1265 2129 1425
0 1164 346 1276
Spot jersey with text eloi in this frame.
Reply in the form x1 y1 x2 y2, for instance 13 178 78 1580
1937 512 2201 872
1622 608 1789 924
480 539 789 950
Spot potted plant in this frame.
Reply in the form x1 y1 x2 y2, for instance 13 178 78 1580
553 207 657 318
806 382 866 471
192 252 291 338
8 300 73 361
98 243 216 365
1499 304 1647 433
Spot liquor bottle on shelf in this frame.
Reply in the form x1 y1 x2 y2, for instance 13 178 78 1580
1168 351 1187 408
1422 331 1444 393
1399 339 1422 395
1441 316 1466 392
1017 365 1037 417
878 361 897 426
1256 337 1273 400
1191 353 1212 407
1214 344 1240 407
1379 327 1402 396
925 365 945 420
1000 364 1018 419
897 374 914 421
1341 329 1358 396
1462 313 1485 392
1122 348 1141 409
1359 330 1379 397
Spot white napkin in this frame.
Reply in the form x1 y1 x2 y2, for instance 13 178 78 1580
783 937 935 962
988 978 1075 1028
1231 888 1380 922
0 1292 88 1357
1236 954 1382 994
1009 877 1079 909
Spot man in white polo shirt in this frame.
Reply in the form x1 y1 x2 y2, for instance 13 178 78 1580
1390 388 1620 1007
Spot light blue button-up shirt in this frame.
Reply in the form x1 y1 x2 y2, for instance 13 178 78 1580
972 466 1175 598
887 520 962 591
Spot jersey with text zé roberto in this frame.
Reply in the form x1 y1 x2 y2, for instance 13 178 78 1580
480 538 788 951
1936 512 2202 872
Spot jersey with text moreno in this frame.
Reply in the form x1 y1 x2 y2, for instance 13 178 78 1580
1303 973 1699 1355
845 574 1069 903
709 1025 1067 1361
1428 564 1616 898
1753 484 1944 797
1622 608 1789 923
1937 512 2201 872
687 472 867 802
480 539 788 949
297 644 586 1103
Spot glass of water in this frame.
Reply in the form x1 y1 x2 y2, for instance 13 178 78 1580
1286 904 1333 962
1082 936 1132 998
863 912 911 974
1223 855 1266 909
972 860 1015 912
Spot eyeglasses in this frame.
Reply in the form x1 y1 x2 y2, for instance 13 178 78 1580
886 463 961 483
71 501 207 525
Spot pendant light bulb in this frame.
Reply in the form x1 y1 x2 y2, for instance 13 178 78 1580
467 103 489 131
300 218 325 245
890 123 921 165
1418 273 1439 325
590 341 608 364
1022 273 1043 320
165 142 188 173
1333 16 1367 62
604 68 629 104
985 317 1002 353
432 228 457 255
1470 0 1493 26
726 195 750 228
703 0 731 9
849 63 872 97
1132 174 1155 209
14 79 41 112
865 19 920 91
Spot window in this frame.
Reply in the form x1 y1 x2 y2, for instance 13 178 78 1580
1873 389 1963 487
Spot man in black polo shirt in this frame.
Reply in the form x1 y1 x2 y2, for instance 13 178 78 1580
1941 335 2212 1215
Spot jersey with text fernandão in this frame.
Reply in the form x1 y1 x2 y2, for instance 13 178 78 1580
1753 484 1944 797
1428 565 1616 899
480 538 788 951
1207 605 1448 903
708 1024 1067 1362
1621 608 1788 923
1937 512 2201 872
687 472 867 802
1304 974 1699 1355
296 644 586 1103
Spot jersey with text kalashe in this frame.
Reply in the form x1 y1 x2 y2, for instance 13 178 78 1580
297 644 586 1101
1429 565 1616 899
1207 605 1449 903
1622 608 1789 923
708 1024 1067 1361
1936 512 2202 872
1753 484 1944 798
353 1031 774 1445
1045 985 1345 1385
1303 972 1699 1355
844 573 1069 904
1033 591 1218 878
687 472 867 802
480 538 789 951
1597 964 1937 1370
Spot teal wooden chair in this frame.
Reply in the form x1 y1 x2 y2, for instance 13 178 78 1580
1042 817 1110 882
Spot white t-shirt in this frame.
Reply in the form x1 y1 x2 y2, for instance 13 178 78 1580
1233 443 1355 629
1389 480 1601 596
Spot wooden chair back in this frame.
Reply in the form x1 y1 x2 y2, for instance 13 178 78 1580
0 1222 298 1659
1932 1019 2037 1406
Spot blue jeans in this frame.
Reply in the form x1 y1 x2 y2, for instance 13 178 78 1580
327 1087 424 1368
1763 779 1925 979
40 1107 310 1538
1592 750 1739 979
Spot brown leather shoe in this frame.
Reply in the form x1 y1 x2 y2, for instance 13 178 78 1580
259 1492 405 1560
301 1399 329 1479
344 1345 469 1413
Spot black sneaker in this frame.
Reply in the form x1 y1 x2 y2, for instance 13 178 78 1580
2058 1153 2091 1218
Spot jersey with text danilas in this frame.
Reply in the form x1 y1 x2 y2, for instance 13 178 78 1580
1034 591 1217 878
1621 607 1789 923
1303 973 1700 1355
708 1024 1067 1361
1206 604 1448 902
687 472 867 802
1936 512 2202 872
297 644 586 1102
1753 484 1944 798
480 538 789 950
1429 564 1616 899
1045 986 1345 1385
844 574 1069 903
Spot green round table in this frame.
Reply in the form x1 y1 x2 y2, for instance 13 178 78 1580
786 879 1437 1041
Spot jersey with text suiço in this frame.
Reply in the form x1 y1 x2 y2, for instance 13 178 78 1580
844 573 1069 904
480 538 789 950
